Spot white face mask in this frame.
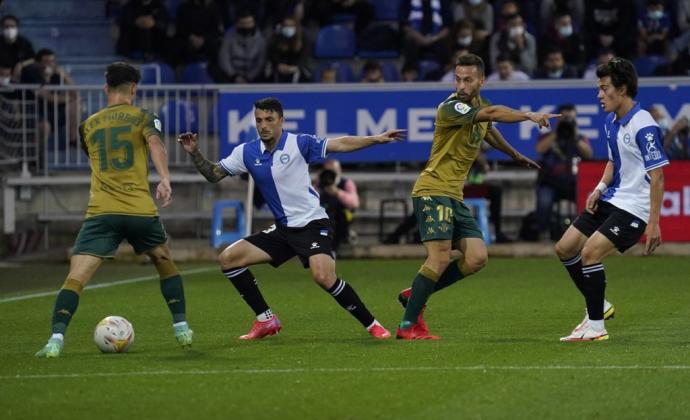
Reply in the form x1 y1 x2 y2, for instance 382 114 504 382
509 25 524 38
3 27 17 41
558 25 573 38
457 35 472 47
0 76 10 86
548 69 564 78
648 10 663 20
468 0 482 6
281 26 296 38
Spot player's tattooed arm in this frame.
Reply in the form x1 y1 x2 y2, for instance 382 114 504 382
191 150 228 183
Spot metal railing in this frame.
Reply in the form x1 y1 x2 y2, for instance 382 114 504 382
0 84 219 175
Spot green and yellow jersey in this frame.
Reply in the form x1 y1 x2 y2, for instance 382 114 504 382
412 93 492 202
79 104 162 218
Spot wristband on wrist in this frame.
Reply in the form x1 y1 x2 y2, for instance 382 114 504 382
595 182 607 194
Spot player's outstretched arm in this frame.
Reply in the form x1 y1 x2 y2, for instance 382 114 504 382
326 129 406 153
147 134 173 208
484 127 540 169
644 167 664 255
475 105 560 129
177 132 228 183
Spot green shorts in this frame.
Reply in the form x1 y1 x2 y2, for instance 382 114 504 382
412 195 484 243
72 214 168 258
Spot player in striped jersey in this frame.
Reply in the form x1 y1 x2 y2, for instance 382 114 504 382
556 58 668 342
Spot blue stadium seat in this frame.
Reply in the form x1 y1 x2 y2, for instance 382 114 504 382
314 62 355 83
22 23 114 57
140 63 176 85
314 25 356 59
418 60 441 81
464 198 492 245
371 0 401 21
181 62 214 84
634 55 667 77
358 23 400 59
14 0 103 20
158 100 199 134
211 200 246 249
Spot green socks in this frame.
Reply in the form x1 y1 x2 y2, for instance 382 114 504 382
401 273 436 328
160 275 186 324
51 289 80 334
434 261 465 292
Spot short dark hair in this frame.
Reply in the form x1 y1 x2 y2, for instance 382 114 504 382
456 53 485 76
596 57 638 98
1 15 18 26
105 62 141 88
254 97 283 117
35 48 55 61
363 59 382 73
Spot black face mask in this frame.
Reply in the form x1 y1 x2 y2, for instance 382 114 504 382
237 27 255 37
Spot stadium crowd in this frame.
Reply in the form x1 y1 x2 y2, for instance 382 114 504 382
1 0 690 85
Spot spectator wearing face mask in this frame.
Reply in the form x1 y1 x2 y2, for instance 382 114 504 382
173 0 224 67
116 0 170 60
539 0 584 34
540 10 585 74
453 0 493 42
486 53 530 81
267 16 308 83
213 9 266 83
451 19 489 69
534 48 579 79
637 0 670 56
0 15 34 80
584 0 636 60
489 13 537 76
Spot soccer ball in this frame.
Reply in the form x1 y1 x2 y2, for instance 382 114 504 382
94 316 135 353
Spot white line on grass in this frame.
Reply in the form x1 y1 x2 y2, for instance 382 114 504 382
0 267 216 304
3 365 690 380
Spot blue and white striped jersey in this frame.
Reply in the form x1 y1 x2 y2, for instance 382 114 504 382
601 103 669 222
220 130 329 227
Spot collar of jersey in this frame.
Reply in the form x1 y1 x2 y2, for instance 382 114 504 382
259 130 288 154
613 102 640 126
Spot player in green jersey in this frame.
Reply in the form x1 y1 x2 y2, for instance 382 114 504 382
36 62 193 357
397 54 560 339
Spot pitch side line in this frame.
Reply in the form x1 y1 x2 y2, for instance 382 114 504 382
0 267 216 304
3 365 690 380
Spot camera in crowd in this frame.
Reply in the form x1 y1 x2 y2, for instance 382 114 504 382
319 169 337 188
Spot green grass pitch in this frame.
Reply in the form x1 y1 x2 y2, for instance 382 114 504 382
1 257 689 419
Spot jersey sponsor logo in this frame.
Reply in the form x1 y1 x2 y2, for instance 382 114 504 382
153 118 162 132
262 225 277 234
254 158 263 166
280 153 290 164
310 242 320 249
454 102 471 114
644 132 662 160
610 226 620 236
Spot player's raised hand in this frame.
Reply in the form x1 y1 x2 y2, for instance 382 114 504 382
177 132 199 154
374 129 407 143
528 112 561 129
643 223 662 255
156 178 173 208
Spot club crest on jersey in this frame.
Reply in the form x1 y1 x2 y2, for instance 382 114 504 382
454 102 471 114
280 153 290 164
623 133 632 145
